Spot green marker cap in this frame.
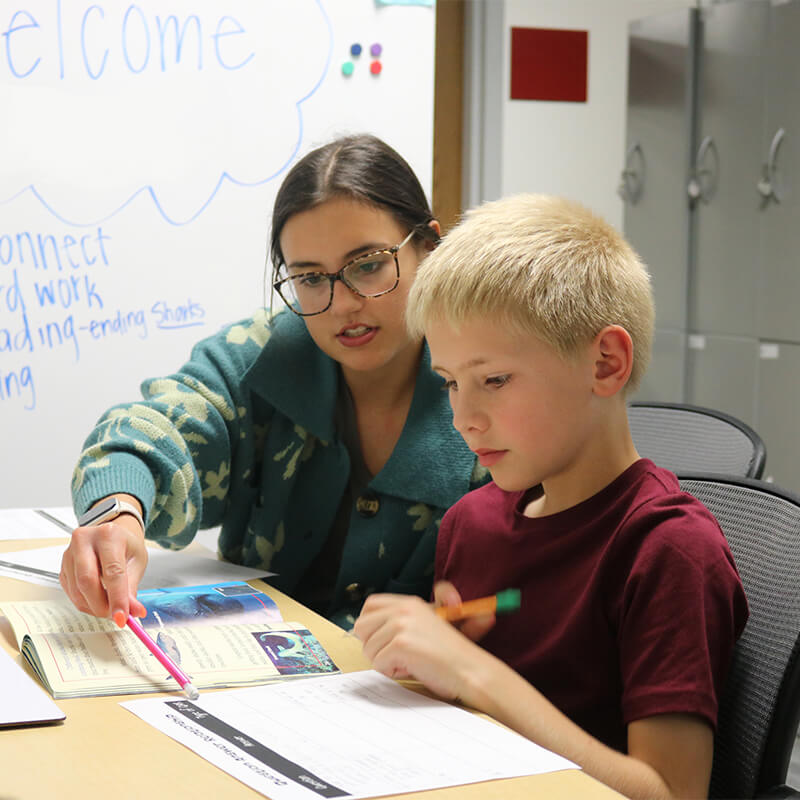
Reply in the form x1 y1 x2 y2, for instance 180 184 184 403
495 588 521 614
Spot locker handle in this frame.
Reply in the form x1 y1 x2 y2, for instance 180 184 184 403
618 142 645 204
757 127 785 204
688 136 718 205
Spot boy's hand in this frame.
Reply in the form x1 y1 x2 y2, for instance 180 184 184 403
433 581 496 642
353 593 489 703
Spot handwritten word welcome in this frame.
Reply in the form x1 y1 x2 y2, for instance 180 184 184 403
2 4 254 81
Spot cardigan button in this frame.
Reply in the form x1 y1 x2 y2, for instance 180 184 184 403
356 492 380 518
345 582 365 603
345 583 375 604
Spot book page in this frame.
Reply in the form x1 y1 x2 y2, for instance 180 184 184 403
23 622 337 697
0 582 338 698
1 599 115 648
0 581 282 648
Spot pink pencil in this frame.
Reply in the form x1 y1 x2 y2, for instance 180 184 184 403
126 615 200 700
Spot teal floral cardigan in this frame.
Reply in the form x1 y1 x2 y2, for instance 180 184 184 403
72 310 487 627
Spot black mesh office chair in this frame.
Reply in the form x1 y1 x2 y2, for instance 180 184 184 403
679 474 800 799
629 402 766 478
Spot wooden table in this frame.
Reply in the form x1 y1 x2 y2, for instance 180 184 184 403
0 537 622 800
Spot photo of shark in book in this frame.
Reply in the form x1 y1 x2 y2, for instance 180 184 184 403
253 629 339 675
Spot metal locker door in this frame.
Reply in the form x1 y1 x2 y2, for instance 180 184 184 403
690 1 769 337
756 341 800 494
622 10 696 333
633 329 688 403
686 333 759 428
622 10 697 401
756 0 800 342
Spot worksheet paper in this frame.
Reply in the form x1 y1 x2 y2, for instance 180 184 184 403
0 508 78 540
122 670 577 799
0 542 273 588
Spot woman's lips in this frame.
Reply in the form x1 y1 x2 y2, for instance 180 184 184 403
336 325 378 347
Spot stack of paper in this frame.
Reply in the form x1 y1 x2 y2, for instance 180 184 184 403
0 646 65 727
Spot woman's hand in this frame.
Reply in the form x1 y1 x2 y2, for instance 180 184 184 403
60 496 148 624
353 590 497 704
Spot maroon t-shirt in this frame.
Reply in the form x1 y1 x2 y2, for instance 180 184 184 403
436 459 748 752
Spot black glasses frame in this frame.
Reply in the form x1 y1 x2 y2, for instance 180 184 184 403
273 230 416 317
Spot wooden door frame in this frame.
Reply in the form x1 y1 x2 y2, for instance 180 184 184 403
433 0 465 233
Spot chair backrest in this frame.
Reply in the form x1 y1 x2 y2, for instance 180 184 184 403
629 402 767 478
679 474 800 799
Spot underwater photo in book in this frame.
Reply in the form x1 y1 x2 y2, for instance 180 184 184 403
140 581 282 627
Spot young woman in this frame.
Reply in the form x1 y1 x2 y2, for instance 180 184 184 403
60 134 486 629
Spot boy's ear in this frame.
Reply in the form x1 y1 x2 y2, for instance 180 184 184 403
425 219 442 252
591 325 634 397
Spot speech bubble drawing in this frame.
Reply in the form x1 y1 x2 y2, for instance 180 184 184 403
0 0 333 226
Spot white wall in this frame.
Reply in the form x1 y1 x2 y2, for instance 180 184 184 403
465 0 699 229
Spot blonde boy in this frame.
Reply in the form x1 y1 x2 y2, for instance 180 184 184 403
354 195 747 799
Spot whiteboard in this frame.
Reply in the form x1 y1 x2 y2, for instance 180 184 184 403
0 0 435 507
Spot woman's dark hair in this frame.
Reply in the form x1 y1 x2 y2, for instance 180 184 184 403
269 134 439 276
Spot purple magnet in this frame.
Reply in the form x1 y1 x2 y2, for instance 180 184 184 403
370 43 382 57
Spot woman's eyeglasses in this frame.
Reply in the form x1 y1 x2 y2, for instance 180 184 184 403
273 230 416 317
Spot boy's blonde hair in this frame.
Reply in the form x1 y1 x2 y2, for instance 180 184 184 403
406 194 655 392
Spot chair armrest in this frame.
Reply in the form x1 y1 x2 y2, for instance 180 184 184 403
759 785 800 799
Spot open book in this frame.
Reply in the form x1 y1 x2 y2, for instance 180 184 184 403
0 582 339 699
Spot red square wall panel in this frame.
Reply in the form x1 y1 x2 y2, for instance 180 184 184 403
510 27 588 102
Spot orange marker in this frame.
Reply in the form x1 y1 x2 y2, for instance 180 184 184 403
435 588 521 622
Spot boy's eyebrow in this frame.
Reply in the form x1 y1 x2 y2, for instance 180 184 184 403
432 357 489 372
